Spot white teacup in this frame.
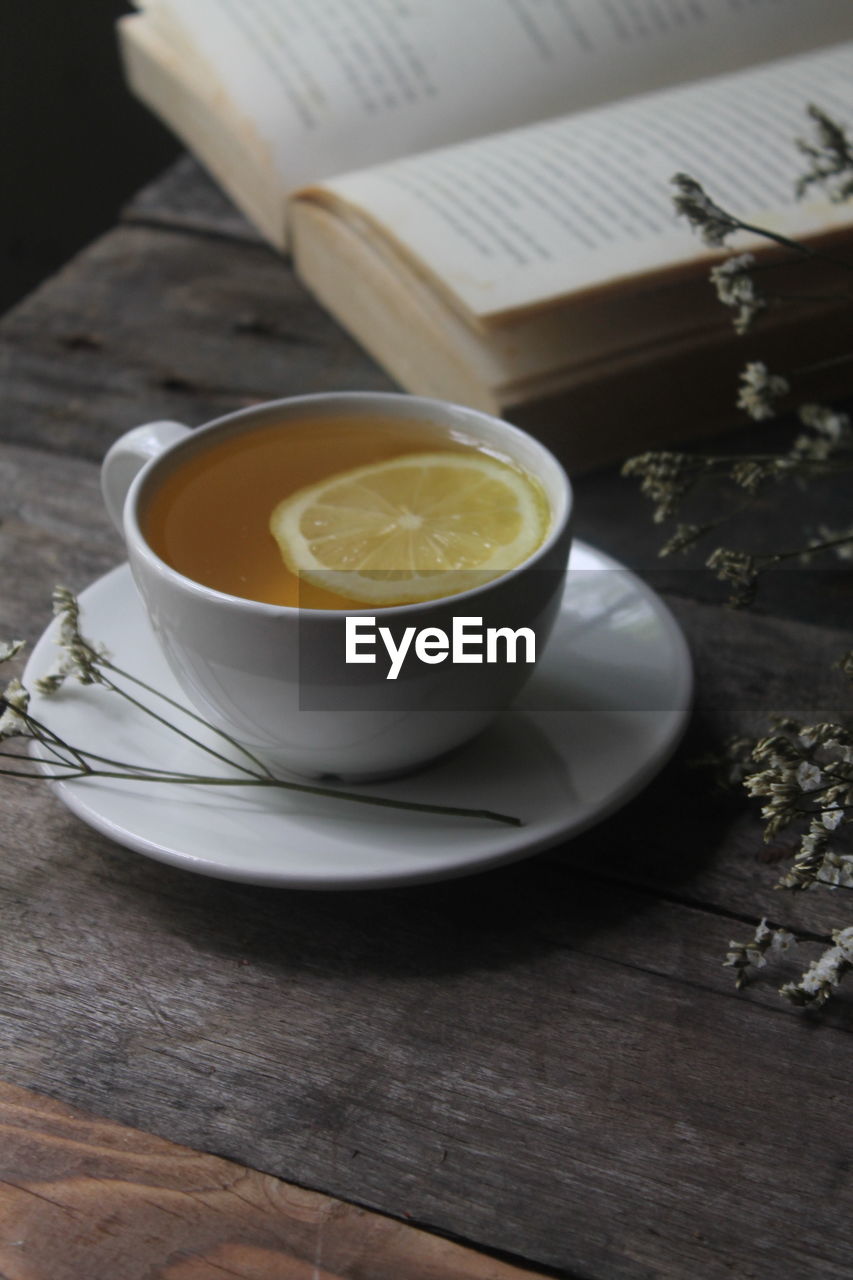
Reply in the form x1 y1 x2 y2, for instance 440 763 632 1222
102 392 572 781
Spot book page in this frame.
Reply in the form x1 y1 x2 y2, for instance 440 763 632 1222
139 0 853 195
302 42 853 320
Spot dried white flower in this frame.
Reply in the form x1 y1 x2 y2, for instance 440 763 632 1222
672 174 741 246
733 456 797 499
659 523 704 557
796 104 853 203
621 451 699 523
800 403 851 442
706 547 759 606
791 403 852 461
709 254 767 333
0 678 31 740
796 760 823 792
736 363 790 421
780 927 853 1007
815 851 853 887
809 525 853 563
724 917 797 988
43 586 108 688
0 640 25 664
799 723 851 750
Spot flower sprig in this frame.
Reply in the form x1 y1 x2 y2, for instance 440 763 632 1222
796 103 853 203
720 701 853 1007
708 254 767 335
629 104 853 1007
726 919 853 1008
724 917 797 990
623 376 853 604
0 588 520 828
746 717 853 856
780 927 853 1007
673 104 853 264
625 103 853 606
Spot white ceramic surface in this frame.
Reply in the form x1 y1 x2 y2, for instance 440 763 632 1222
102 392 574 779
25 542 692 889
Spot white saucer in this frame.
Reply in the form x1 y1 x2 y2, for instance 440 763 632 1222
24 543 692 889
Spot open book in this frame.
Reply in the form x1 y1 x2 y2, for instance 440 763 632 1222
120 1 853 466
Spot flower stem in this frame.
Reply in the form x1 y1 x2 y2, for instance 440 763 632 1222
760 530 853 567
733 217 853 270
35 766 523 826
99 674 264 780
98 658 275 778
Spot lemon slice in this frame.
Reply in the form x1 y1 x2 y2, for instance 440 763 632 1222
269 451 548 605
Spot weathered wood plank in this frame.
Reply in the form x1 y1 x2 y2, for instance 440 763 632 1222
122 154 263 244
0 1081 552 1280
2 161 852 1280
0 223 395 465
1 442 852 1280
0 443 120 639
0 795 850 1280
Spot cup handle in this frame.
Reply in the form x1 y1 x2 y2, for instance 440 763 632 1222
101 421 190 532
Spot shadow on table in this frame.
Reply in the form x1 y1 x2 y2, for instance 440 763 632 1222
95 703 733 985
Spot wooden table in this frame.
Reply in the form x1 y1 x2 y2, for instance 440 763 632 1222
1 157 851 1280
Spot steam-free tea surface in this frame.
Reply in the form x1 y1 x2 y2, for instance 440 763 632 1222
143 415 545 607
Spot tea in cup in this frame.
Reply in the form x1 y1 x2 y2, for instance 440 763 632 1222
102 392 572 780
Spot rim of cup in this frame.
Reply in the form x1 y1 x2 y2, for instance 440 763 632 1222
123 391 573 620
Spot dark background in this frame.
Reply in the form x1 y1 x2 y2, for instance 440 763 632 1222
1 1 179 313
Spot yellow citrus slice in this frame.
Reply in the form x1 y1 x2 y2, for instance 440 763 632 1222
269 451 548 605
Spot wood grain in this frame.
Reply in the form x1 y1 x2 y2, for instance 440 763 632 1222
123 154 263 244
0 221 393 467
1 539 851 1280
0 1081 549 1280
1 799 851 1280
0 159 852 1280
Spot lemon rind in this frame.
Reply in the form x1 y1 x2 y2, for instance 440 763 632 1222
269 451 546 606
